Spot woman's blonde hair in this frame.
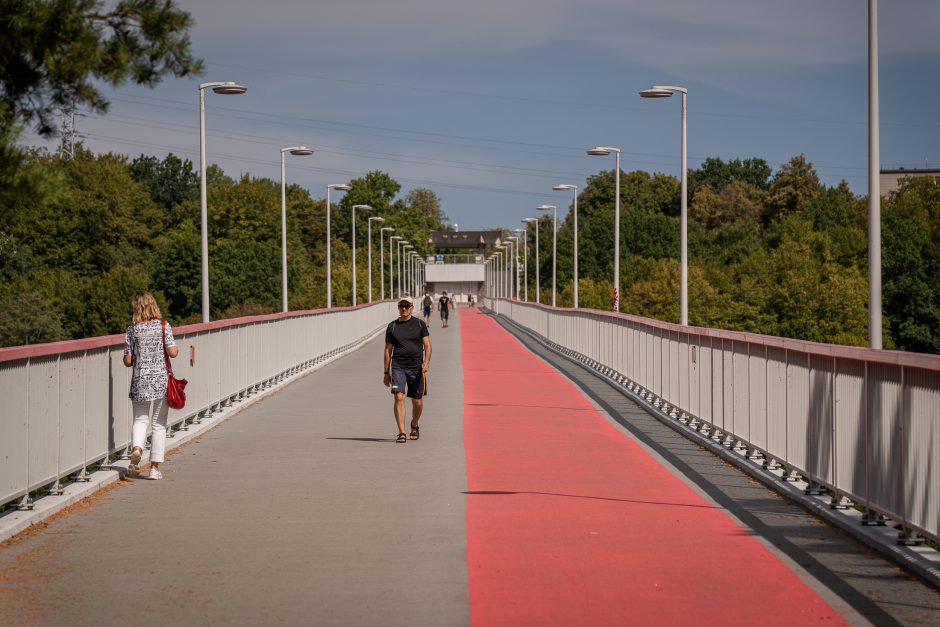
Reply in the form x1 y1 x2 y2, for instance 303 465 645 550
132 292 162 324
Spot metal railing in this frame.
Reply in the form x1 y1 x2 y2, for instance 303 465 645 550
0 302 396 510
485 297 940 545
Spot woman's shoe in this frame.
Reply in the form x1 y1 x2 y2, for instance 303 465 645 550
147 468 163 480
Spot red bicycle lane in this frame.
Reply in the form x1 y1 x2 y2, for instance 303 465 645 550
461 308 846 626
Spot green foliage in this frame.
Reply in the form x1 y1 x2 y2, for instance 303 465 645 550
129 153 198 213
520 156 938 354
0 0 202 137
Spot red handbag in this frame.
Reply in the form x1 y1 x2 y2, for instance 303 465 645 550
161 320 188 409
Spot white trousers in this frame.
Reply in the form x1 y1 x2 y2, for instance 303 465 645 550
132 398 169 463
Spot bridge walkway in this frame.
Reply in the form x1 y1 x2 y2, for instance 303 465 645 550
0 307 938 625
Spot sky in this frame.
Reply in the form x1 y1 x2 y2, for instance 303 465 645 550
23 0 940 231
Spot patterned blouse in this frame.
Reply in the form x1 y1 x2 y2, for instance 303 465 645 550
124 320 177 402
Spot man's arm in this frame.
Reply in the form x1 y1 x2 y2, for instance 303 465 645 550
383 343 393 386
422 336 432 373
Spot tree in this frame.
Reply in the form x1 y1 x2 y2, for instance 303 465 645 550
130 153 198 213
689 157 772 199
765 155 820 223
0 0 202 138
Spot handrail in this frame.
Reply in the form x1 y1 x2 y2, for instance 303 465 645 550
485 297 940 545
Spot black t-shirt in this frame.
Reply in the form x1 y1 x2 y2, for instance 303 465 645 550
385 316 429 369
438 295 451 312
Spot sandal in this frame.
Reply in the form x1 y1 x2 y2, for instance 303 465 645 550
410 424 420 440
396 433 407 443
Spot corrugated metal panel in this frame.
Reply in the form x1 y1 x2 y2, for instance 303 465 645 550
748 345 768 451
904 367 940 537
766 348 788 459
732 341 750 442
0 360 29 503
807 355 834 484
834 359 866 499
866 363 903 517
786 353 810 469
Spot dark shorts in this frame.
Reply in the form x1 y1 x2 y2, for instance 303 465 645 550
423 306 431 317
440 308 449 319
390 366 424 399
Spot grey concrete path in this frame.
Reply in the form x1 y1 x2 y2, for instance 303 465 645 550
0 311 467 627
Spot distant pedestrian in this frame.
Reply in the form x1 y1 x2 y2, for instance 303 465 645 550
422 291 434 323
438 290 452 328
383 296 432 443
123 292 179 479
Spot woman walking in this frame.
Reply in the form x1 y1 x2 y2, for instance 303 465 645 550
123 292 179 479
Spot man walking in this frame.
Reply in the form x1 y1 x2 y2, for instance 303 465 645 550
422 291 433 323
438 290 451 328
384 296 432 443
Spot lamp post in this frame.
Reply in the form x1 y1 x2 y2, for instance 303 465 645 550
198 81 247 323
553 184 578 308
868 0 882 349
279 146 314 312
537 205 557 307
405 247 414 295
351 204 373 306
380 227 394 300
587 146 621 312
325 183 351 308
400 243 411 297
640 85 688 325
522 217 539 303
513 228 527 301
507 235 521 299
367 216 384 302
390 236 402 298
396 240 408 297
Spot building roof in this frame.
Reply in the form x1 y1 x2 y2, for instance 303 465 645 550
429 230 502 249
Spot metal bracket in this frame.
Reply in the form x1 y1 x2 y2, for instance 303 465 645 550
861 509 887 526
17 494 34 510
804 481 827 496
896 528 925 546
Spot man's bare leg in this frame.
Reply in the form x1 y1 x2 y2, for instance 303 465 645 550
394 392 406 436
410 398 423 439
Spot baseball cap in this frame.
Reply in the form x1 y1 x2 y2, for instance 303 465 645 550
398 296 414 307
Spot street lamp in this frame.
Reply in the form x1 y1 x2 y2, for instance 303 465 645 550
506 235 520 299
390 236 402 298
351 204 373 306
396 239 408 298
198 81 247 323
368 216 384 302
587 145 621 312
380 227 394 300
325 183 351 308
522 217 539 304
513 228 527 302
640 85 688 325
279 146 314 312
403 245 413 295
537 205 557 307
553 184 578 308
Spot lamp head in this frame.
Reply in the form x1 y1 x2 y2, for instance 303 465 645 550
211 82 247 95
352 204 373 211
587 147 611 156
370 216 385 223
640 85 686 98
329 183 352 191
522 218 537 224
283 146 313 156
536 204 556 211
512 228 525 234
382 227 395 233
552 184 576 191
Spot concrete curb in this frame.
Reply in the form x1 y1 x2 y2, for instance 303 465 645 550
0 330 382 544
489 310 940 591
